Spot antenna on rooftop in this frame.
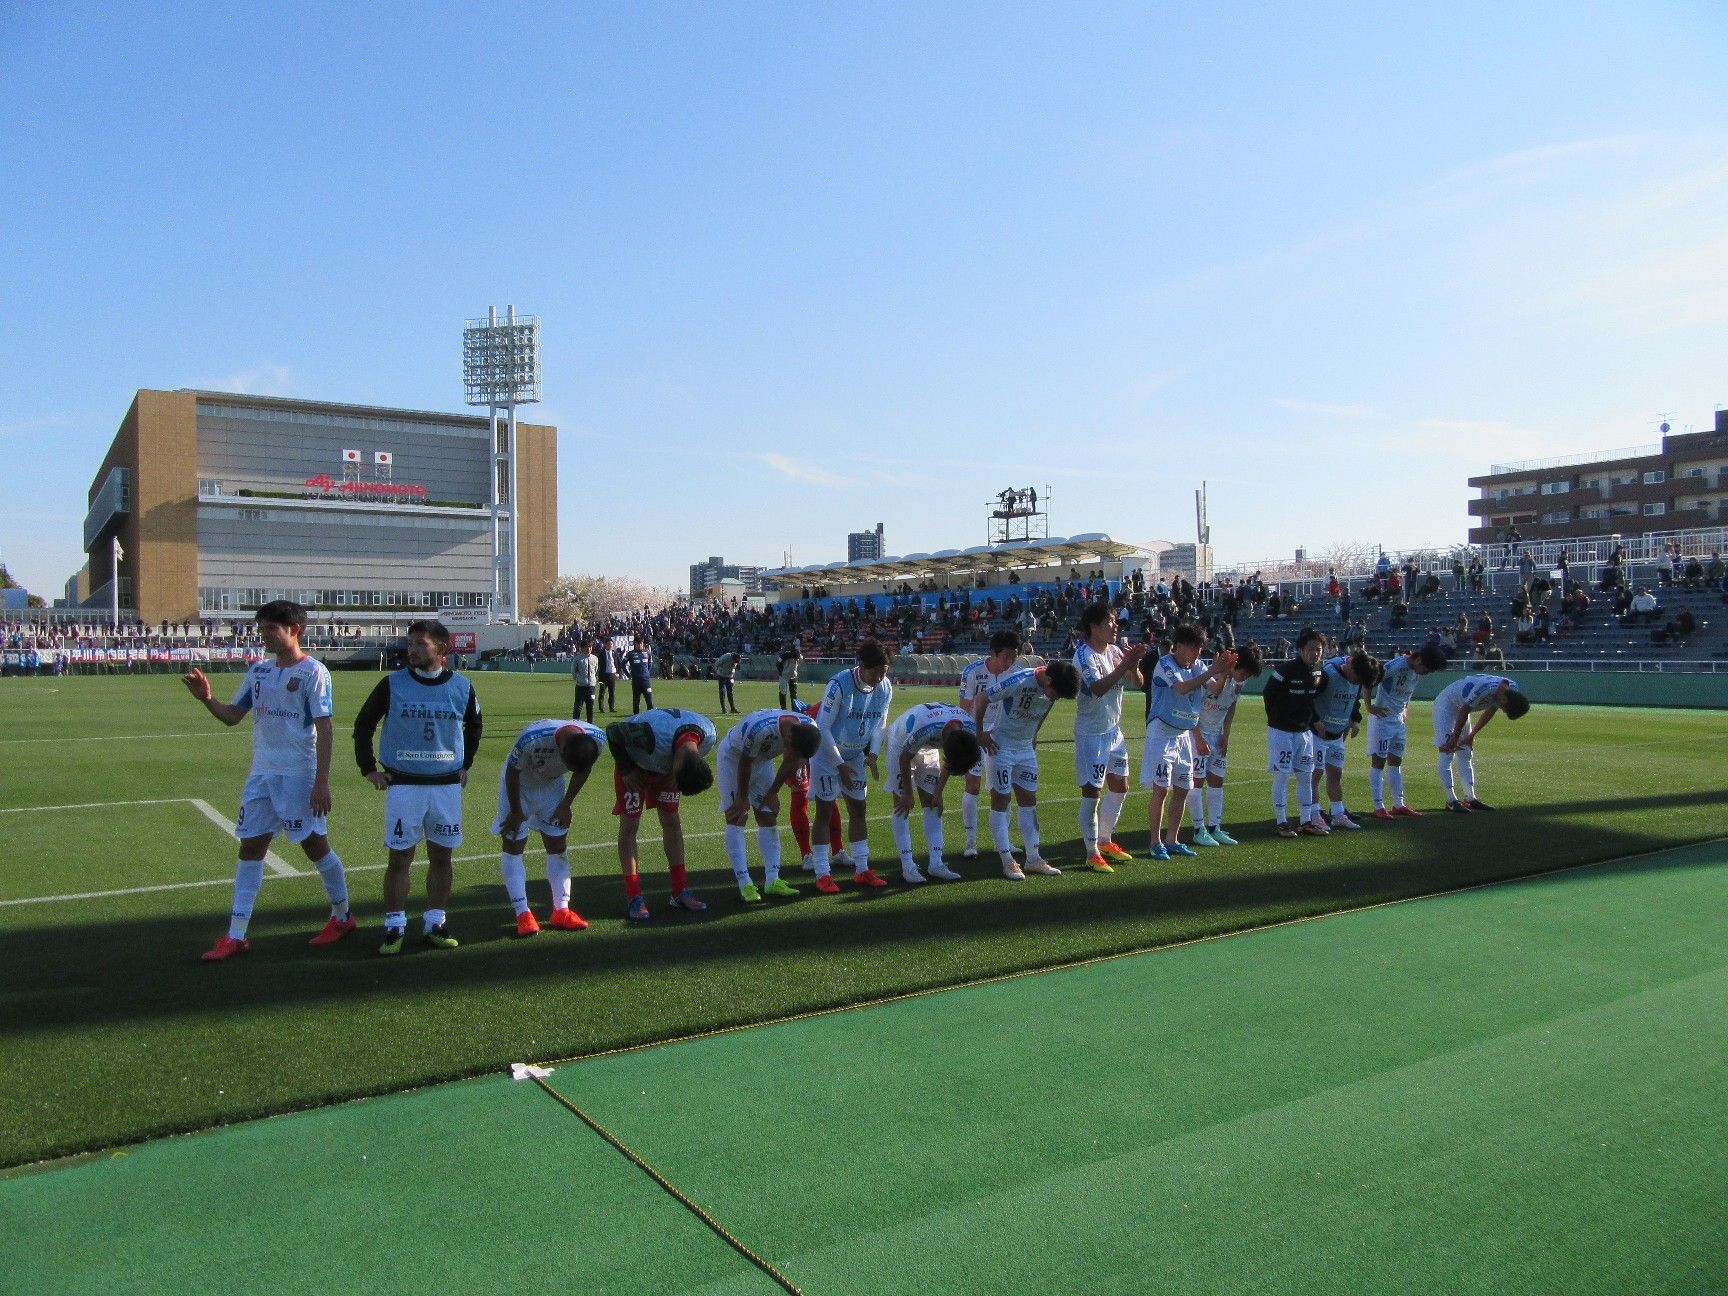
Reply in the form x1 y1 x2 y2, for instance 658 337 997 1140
1194 483 1210 546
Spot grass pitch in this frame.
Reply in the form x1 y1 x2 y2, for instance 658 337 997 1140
2 671 1724 1167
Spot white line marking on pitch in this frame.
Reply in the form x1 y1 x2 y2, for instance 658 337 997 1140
188 799 302 876
0 797 190 814
0 732 231 745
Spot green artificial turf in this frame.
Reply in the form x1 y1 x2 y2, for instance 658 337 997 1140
1 672 1725 1166
4 841 1722 1295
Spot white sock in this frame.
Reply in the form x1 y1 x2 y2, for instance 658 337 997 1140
1188 787 1207 830
1099 790 1127 843
312 850 348 918
724 824 752 884
1017 805 1040 861
1271 774 1289 822
990 808 1014 859
1369 766 1385 809
1459 748 1477 799
1331 800 1346 818
227 859 265 939
851 841 870 874
922 808 945 867
890 813 915 867
500 851 529 916
1208 785 1224 829
384 908 407 931
759 826 782 883
1297 771 1316 821
545 852 571 909
812 842 832 878
1079 796 1100 854
422 908 446 933
962 792 979 847
1438 754 1456 798
1388 766 1405 807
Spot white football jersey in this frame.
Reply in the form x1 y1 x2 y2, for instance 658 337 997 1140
1074 642 1128 736
231 656 334 777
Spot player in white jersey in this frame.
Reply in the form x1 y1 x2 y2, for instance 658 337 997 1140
957 630 1022 858
1073 603 1149 871
809 638 894 892
1307 650 1382 831
183 600 353 961
1366 645 1446 819
882 702 982 883
717 708 822 901
980 660 1080 879
1142 625 1239 859
492 717 604 936
1432 673 1530 812
1188 644 1262 847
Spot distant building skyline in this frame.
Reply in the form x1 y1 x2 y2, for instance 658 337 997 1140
848 523 885 563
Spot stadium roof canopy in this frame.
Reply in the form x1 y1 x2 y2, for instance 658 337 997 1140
761 533 1157 589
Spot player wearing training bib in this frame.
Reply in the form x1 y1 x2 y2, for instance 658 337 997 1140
1432 673 1530 812
718 709 822 901
881 702 981 884
1188 644 1263 846
980 660 1080 879
809 638 894 892
1367 645 1446 818
183 600 353 961
492 718 604 936
353 620 484 954
607 708 718 920
1074 603 1149 871
1142 626 1238 859
1307 650 1382 832
957 630 1021 859
1262 626 1328 838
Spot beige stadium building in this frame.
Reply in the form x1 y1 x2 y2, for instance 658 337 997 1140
78 389 557 625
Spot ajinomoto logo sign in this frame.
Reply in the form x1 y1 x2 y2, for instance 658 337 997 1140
304 474 429 499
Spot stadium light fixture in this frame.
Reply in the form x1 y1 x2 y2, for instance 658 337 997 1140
463 306 541 623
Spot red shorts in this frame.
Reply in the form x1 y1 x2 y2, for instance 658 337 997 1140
612 767 681 819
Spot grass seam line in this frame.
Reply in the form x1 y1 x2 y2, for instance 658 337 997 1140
529 833 1728 1071
529 1075 804 1296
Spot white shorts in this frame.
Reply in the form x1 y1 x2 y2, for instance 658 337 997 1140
884 747 943 798
986 747 1040 796
810 750 869 802
1194 730 1227 781
236 772 327 843
1314 735 1347 771
1139 721 1194 789
1368 716 1407 761
385 782 464 850
1267 729 1316 776
1432 704 1469 750
1074 730 1130 788
490 769 570 837
717 746 779 818
967 758 985 781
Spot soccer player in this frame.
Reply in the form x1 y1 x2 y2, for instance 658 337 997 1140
1142 627 1238 859
183 600 353 961
883 701 982 883
777 643 802 710
808 639 894 893
624 635 655 714
1306 649 1382 831
958 630 1022 858
608 706 717 919
492 718 605 936
717 707 822 901
1432 674 1531 812
353 619 484 954
1262 626 1328 838
1188 644 1262 846
1074 603 1149 871
979 659 1081 879
787 699 846 870
1367 645 1447 818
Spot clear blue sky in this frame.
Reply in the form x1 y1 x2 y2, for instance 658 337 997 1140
3 2 1725 598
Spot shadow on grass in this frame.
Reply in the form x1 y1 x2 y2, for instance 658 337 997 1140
4 786 1725 1040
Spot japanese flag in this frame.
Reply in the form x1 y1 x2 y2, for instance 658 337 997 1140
374 451 394 466
342 449 362 463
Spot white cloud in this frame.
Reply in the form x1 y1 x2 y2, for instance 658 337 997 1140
762 452 855 487
1274 398 1380 419
200 364 296 396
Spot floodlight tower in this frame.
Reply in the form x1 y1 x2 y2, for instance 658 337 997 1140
463 306 541 622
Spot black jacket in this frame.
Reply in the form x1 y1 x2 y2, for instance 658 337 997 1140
1262 656 1323 733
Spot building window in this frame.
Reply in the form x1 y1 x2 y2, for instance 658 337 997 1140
1581 508 1605 520
1643 470 1665 484
1540 481 1568 495
199 479 224 497
1642 502 1666 516
1541 510 1570 524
